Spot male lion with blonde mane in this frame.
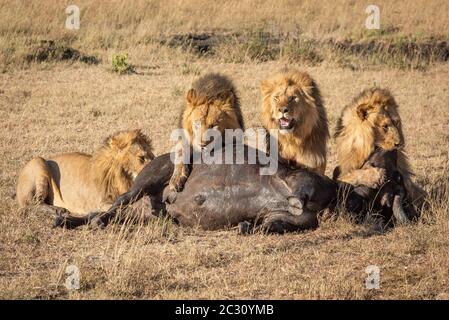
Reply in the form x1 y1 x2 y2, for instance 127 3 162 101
333 88 427 209
16 129 154 215
260 68 329 173
169 72 244 192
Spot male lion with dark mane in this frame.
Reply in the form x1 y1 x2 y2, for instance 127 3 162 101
333 88 427 209
169 72 244 192
260 68 329 173
16 129 154 215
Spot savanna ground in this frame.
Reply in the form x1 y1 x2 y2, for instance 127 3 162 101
0 0 449 299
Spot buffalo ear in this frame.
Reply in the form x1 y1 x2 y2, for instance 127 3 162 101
260 79 274 97
332 166 341 180
186 88 197 104
356 103 372 120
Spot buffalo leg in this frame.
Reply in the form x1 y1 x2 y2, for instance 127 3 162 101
21 204 75 227
54 188 145 229
89 189 145 228
54 153 175 229
260 210 319 234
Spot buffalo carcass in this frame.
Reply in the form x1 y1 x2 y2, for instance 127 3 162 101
54 145 410 232
343 148 420 225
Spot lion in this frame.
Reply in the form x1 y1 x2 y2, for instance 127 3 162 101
333 87 427 208
16 129 154 215
169 72 244 192
260 68 329 174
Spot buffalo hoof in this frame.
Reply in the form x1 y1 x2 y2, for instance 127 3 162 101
163 189 178 204
237 221 252 235
52 214 65 228
392 194 410 225
52 208 77 229
288 197 303 216
88 213 106 230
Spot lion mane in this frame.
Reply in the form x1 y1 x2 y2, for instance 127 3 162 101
334 87 409 177
169 72 244 191
260 68 329 173
181 72 244 141
16 129 154 214
334 88 426 207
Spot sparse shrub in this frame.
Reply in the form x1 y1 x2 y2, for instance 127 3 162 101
112 53 134 74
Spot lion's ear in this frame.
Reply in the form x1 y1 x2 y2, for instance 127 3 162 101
260 80 273 96
186 88 197 105
301 86 315 102
356 103 372 121
221 90 235 105
109 133 127 150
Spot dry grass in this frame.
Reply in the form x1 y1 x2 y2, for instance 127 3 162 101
0 0 449 299
1 0 449 70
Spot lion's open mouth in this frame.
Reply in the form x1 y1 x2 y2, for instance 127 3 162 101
278 117 295 130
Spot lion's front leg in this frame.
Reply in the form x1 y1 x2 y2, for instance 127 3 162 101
339 167 387 189
169 163 191 192
169 140 192 192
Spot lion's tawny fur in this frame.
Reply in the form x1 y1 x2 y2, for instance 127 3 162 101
260 68 329 173
181 72 244 142
169 73 244 191
334 88 409 176
334 88 426 206
16 129 154 214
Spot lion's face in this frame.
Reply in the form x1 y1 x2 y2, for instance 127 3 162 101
372 112 403 150
267 86 315 134
184 91 241 150
358 99 404 151
108 130 154 180
123 140 155 179
261 71 322 139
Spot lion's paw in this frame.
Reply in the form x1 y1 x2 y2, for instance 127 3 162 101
288 196 304 215
366 167 388 189
163 190 178 204
169 174 188 193
237 221 252 235
88 215 106 230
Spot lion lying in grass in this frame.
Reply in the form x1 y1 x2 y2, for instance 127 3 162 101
333 88 427 211
260 68 329 173
16 129 154 215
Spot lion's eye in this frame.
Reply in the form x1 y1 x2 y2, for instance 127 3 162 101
273 95 279 102
139 156 146 163
382 125 389 132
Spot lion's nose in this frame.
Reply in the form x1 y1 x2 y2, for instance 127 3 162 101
280 107 289 114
